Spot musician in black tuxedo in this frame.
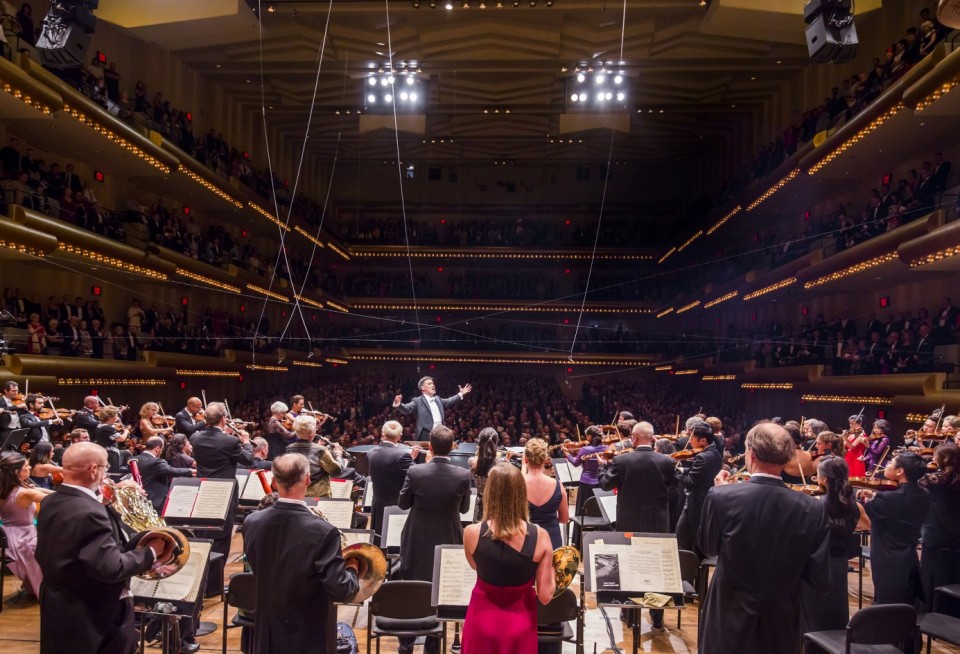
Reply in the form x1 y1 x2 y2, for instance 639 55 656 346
189 402 254 595
173 397 206 436
398 426 471 654
36 442 168 654
243 453 359 654
392 376 472 441
0 380 28 445
598 420 678 630
73 395 103 436
366 420 421 534
698 423 830 654
19 394 63 448
675 419 723 558
134 437 195 512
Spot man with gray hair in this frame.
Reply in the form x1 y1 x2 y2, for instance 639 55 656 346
366 420 421 533
392 376 472 441
698 422 830 654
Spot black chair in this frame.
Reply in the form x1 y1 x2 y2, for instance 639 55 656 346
676 549 700 630
918 585 960 654
565 496 610 547
856 531 871 610
221 572 257 654
0 524 10 613
536 588 580 649
802 603 918 654
696 555 718 644
366 580 443 654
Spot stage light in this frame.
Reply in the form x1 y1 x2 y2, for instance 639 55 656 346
614 74 623 84
381 78 389 87
616 92 624 102
446 1 453 8
384 93 393 102
566 69 627 110
400 91 409 101
368 77 377 86
596 74 605 84
406 76 415 85
387 75 395 84
570 93 578 102
367 94 376 103
576 73 585 83
410 92 418 101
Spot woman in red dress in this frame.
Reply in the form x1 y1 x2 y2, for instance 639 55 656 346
461 463 556 654
844 415 868 477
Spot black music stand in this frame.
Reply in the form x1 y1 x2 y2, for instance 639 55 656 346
1 428 29 453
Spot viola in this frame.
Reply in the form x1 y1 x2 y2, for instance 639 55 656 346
671 447 704 461
150 414 176 429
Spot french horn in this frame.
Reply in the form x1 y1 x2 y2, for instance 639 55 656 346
309 505 387 603
108 484 191 580
552 545 580 597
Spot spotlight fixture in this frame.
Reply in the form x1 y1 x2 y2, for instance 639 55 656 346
266 3 276 12
413 0 421 6
513 0 520 5
529 0 537 5
363 68 426 113
567 67 628 110
445 0 453 8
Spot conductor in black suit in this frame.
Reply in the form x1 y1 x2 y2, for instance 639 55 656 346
398 426 471 654
675 419 723 558
392 376 472 441
243 453 359 654
173 397 206 437
598 420 678 630
698 422 830 654
134 436 195 513
367 420 421 534
36 442 168 654
190 402 254 595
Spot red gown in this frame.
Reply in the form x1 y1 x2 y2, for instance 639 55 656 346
461 522 539 654
845 433 867 477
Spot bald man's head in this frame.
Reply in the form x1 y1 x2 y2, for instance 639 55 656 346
61 441 108 489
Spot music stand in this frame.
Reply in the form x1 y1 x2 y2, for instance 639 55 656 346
1 427 29 452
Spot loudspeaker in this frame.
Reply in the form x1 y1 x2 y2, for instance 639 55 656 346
805 14 858 63
36 23 93 69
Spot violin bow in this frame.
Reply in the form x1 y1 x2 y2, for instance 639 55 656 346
201 390 208 410
870 446 891 480
934 404 947 434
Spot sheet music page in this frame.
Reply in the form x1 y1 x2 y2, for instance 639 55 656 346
568 463 582 482
459 493 477 522
342 531 373 547
588 539 682 593
552 459 572 484
191 480 234 520
240 471 272 502
315 499 353 530
362 480 373 508
235 471 249 491
436 547 476 606
386 513 409 548
131 541 211 602
598 494 618 522
162 485 199 519
329 479 354 499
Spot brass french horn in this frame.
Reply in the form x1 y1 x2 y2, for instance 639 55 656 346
108 484 191 580
309 505 387 603
552 545 580 597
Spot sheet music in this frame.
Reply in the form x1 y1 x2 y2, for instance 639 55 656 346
163 485 199 519
459 493 477 522
362 480 373 508
552 459 573 484
598 494 618 523
314 499 353 530
386 513 409 548
588 537 682 594
131 541 211 602
436 547 476 607
329 479 354 499
235 471 249 490
240 470 273 502
342 530 374 547
191 480 234 520
568 462 582 482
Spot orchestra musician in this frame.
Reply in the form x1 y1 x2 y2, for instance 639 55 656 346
285 414 345 498
266 401 297 461
844 414 868 477
675 419 722 558
36 442 165 654
392 376 472 441
366 420 420 534
242 453 359 654
20 394 63 447
240 437 272 471
813 431 846 459
173 397 207 437
0 451 52 603
0 380 27 446
565 425 605 549
781 421 816 484
134 436 195 513
72 396 103 442
28 443 62 489
862 419 892 474
919 444 960 614
700 423 830 654
137 402 173 440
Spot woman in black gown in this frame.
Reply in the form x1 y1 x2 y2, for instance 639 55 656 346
920 443 960 613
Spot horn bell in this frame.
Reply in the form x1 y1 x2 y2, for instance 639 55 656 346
130 526 192 580
342 542 388 603
552 545 580 598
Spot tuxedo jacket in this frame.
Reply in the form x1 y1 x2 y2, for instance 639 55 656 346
396 393 462 440
36 485 154 654
366 441 416 534
598 446 678 532
243 501 359 653
398 458 471 582
134 452 193 512
698 475 830 654
190 426 254 479
19 411 56 446
0 396 27 432
173 408 206 437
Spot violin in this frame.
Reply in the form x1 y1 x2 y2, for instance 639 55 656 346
38 407 75 421
558 439 589 455
786 483 825 496
150 414 176 429
848 476 898 491
671 447 704 461
724 453 745 466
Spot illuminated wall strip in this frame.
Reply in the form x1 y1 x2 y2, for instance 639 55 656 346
351 251 654 261
706 205 742 235
801 394 893 405
246 283 288 302
674 369 698 375
326 300 350 313
915 81 959 112
803 252 897 289
905 413 928 423
656 307 675 318
909 244 960 268
294 225 325 248
742 277 796 301
657 246 677 265
350 355 654 365
179 169 242 207
58 243 167 279
746 169 799 211
325 358 349 365
246 364 289 372
249 202 291 231
702 375 736 381
58 378 167 386
654 365 673 371
704 291 738 308
1 82 52 115
291 360 324 368
174 370 241 377
62 104 171 174
176 268 241 293
808 104 903 175
741 383 794 390
677 230 703 253
676 300 701 314
0 238 46 258
351 303 652 314
327 242 351 261
294 294 324 310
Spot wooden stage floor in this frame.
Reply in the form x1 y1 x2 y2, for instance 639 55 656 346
2 531 957 654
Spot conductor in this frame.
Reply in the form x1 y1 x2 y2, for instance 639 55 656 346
392 376 472 441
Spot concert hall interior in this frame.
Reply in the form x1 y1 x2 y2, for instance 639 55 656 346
2 0 960 653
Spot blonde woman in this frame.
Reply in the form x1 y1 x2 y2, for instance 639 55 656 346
523 438 568 549
138 402 172 440
461 464 556 654
285 414 344 498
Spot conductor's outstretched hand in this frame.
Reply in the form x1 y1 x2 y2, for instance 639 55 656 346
459 384 473 396
392 394 403 408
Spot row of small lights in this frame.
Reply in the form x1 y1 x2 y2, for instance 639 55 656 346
657 247 676 265
326 300 350 313
411 1 554 8
57 378 166 386
0 237 46 258
706 205 742 236
63 104 171 174
703 291 739 309
742 277 796 301
741 383 794 390
677 230 703 253
656 307 674 318
803 252 897 289
1 82 51 115
249 202 291 232
58 243 167 279
808 104 904 176
174 370 241 377
654 365 672 371
246 283 288 302
294 226 325 248
291 360 324 368
905 413 928 422
745 169 799 212
181 167 243 207
909 244 960 268
676 300 701 315
801 394 893 405
246 364 289 372
674 369 698 375
294 294 324 310
702 375 736 381
350 250 654 261
325 358 349 365
915 81 959 112
421 137 454 144
176 268 241 293
350 302 652 314
350 355 642 365
327 242 351 261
